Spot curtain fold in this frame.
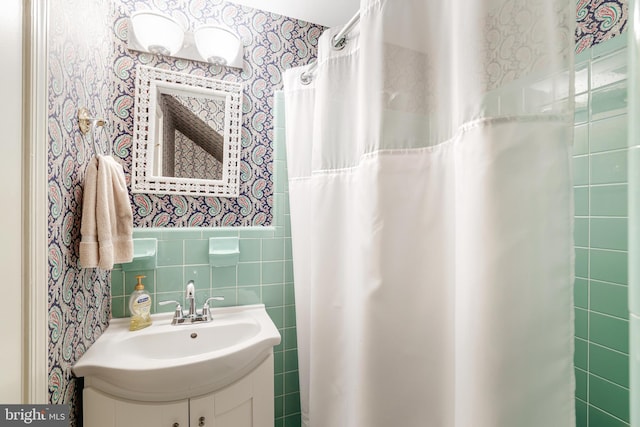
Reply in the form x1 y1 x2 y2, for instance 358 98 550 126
284 1 575 425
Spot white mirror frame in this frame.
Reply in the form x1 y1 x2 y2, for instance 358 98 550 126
132 65 243 197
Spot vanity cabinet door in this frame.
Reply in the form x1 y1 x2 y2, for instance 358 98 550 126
84 388 189 427
189 354 274 427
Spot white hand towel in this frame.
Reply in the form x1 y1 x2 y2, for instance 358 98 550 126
79 155 134 269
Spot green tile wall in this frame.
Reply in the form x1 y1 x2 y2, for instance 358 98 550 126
111 92 300 426
573 37 631 427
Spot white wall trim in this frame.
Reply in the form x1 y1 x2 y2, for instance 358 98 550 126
24 0 49 404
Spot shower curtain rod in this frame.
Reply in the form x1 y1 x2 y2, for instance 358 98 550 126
300 11 361 84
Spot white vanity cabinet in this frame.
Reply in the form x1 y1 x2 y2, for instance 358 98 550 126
83 354 274 427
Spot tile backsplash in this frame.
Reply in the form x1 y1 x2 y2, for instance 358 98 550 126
573 35 631 427
111 92 301 426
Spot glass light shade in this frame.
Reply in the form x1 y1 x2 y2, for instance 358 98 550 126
194 25 241 66
130 11 184 56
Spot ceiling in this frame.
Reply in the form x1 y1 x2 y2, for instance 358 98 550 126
229 0 360 27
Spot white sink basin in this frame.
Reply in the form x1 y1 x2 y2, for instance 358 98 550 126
73 304 281 402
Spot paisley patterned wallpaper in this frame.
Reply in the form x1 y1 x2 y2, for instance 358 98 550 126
46 0 628 425
47 0 113 423
114 0 324 228
576 0 628 53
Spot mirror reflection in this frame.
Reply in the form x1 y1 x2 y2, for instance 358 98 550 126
132 65 243 197
153 90 226 181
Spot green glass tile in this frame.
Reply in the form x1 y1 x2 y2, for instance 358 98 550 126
124 270 155 296
284 349 299 372
155 266 184 293
575 93 589 125
267 306 285 330
589 374 630 422
575 398 587 427
161 229 202 240
284 371 300 394
284 327 297 350
239 238 261 262
575 338 588 370
575 187 589 216
274 225 286 238
590 343 630 387
575 278 589 309
590 114 628 153
591 80 628 121
274 373 284 397
284 392 301 416
111 296 126 319
591 150 628 185
211 265 237 288
186 265 212 289
575 368 587 401
263 261 285 284
184 239 209 265
263 284 285 307
575 248 589 279
590 249 628 285
573 156 589 185
284 304 296 328
155 291 183 313
201 229 240 240
285 238 293 259
157 240 184 266
574 218 589 248
285 283 295 306
574 124 589 156
590 184 627 216
132 229 163 239
590 312 629 353
588 405 629 427
575 61 589 95
237 262 261 286
238 286 261 305
275 419 285 427
631 316 640 425
238 227 274 238
274 128 287 161
274 193 285 225
284 215 292 238
590 218 628 251
590 280 629 319
263 238 285 261
592 49 627 90
275 396 284 419
208 287 237 307
110 270 125 298
285 260 294 282
274 351 284 375
284 413 302 427
592 34 627 59
275 160 287 193
575 308 588 339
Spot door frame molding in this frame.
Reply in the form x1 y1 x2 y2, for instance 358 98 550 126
23 0 49 403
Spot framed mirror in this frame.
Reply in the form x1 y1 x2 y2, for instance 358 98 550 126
132 65 243 197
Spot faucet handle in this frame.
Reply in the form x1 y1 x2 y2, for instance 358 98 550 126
202 297 224 320
159 300 183 323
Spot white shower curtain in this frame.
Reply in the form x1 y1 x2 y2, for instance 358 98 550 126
284 1 575 426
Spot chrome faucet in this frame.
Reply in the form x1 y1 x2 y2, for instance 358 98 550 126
186 280 196 318
159 280 224 325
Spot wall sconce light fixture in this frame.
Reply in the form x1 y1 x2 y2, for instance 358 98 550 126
127 10 244 69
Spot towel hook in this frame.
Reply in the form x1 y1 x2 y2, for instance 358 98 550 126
78 107 109 156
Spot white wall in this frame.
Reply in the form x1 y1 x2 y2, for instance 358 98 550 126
0 0 24 403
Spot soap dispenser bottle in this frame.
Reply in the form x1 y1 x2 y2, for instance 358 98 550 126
129 275 152 331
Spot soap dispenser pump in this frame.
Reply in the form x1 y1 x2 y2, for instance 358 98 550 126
129 275 152 331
